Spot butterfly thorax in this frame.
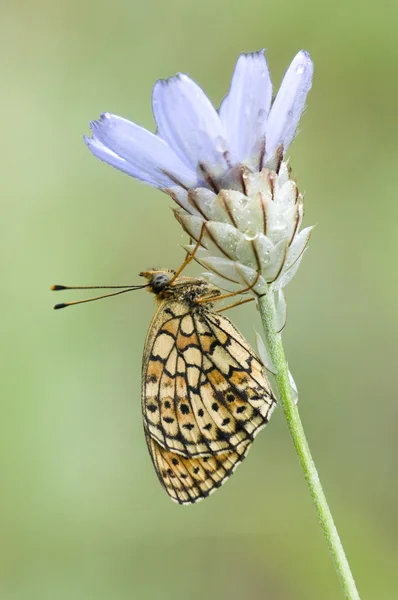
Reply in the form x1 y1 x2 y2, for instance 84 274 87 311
139 269 220 307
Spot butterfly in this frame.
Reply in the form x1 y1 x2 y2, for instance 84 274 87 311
136 267 276 503
52 240 276 504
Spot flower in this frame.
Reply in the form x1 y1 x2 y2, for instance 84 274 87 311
84 49 314 297
175 162 313 295
84 49 313 195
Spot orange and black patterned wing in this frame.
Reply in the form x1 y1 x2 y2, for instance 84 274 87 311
190 309 276 451
142 300 276 457
142 299 208 454
145 431 252 504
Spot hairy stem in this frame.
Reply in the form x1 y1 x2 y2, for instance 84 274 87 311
258 292 360 600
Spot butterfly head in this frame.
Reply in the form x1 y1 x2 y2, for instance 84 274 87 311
139 269 176 295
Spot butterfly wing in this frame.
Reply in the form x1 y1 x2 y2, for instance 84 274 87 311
142 300 276 457
145 431 252 504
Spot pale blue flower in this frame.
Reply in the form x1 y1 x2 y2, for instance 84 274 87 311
84 50 313 192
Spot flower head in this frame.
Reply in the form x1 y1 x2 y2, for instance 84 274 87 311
85 49 313 297
175 162 313 295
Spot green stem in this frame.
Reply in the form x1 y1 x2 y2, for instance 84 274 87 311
258 292 360 600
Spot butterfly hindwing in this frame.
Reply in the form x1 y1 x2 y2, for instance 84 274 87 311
145 431 252 504
142 299 276 458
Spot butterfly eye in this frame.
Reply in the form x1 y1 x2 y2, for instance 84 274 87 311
151 272 171 293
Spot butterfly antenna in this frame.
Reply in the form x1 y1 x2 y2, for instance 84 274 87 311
51 284 147 310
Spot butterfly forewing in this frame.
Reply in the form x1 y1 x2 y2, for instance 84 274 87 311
145 432 252 504
142 299 276 458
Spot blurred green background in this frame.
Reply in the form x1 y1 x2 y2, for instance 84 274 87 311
2 0 398 598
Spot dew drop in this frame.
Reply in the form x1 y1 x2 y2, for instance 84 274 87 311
243 229 258 242
296 64 305 75
272 219 288 236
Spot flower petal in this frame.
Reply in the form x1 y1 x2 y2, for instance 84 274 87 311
166 188 193 214
175 213 207 246
285 225 313 270
266 51 313 155
253 234 275 268
219 50 272 169
85 113 197 189
84 137 159 187
273 226 313 290
261 239 287 282
204 221 244 261
210 190 249 227
187 188 216 219
152 74 231 177
234 263 268 295
235 236 258 268
274 251 305 290
275 179 298 210
198 256 242 284
203 271 242 293
265 200 296 245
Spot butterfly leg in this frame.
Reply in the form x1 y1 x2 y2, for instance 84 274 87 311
195 270 262 306
216 297 255 313
168 223 207 285
183 237 193 263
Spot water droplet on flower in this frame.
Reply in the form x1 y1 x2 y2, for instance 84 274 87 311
296 64 305 75
272 220 288 237
243 229 258 242
234 197 248 211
